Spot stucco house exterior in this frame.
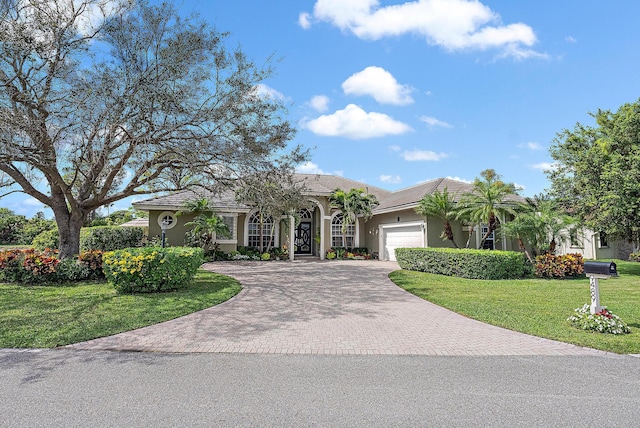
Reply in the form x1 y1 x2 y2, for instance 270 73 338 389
132 174 521 261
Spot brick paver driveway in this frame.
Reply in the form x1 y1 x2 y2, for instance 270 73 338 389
67 260 608 356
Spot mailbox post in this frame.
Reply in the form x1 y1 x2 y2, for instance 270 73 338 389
583 261 618 314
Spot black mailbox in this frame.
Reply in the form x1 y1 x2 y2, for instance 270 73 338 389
584 261 618 277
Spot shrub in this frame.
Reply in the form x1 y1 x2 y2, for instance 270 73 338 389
261 252 271 261
78 250 105 279
395 247 530 280
534 253 584 278
80 226 145 252
32 228 59 250
102 247 204 293
629 252 640 263
0 249 27 282
21 249 60 283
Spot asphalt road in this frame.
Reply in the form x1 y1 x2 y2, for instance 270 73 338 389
2 349 639 427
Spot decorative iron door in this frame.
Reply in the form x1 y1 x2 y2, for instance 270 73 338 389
295 222 312 254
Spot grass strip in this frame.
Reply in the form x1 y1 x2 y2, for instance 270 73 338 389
0 269 241 348
389 260 640 354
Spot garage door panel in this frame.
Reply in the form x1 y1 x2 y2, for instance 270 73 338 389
383 225 423 261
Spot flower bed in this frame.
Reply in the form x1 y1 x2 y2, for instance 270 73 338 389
567 304 631 334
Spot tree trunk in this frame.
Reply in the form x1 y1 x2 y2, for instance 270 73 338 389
465 224 475 248
479 213 497 249
444 220 458 248
549 237 556 255
52 205 85 259
518 238 534 264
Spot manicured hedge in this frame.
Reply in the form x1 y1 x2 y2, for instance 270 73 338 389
395 247 530 280
102 247 204 293
80 226 145 252
32 226 145 252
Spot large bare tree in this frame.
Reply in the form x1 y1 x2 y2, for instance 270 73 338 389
0 0 305 257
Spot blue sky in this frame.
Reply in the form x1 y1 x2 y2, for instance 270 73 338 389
4 0 640 218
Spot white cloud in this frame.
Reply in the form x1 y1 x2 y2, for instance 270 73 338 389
309 95 330 112
308 0 543 59
420 115 453 129
514 182 526 191
565 36 577 43
298 12 312 29
296 161 326 174
379 174 402 184
402 149 448 161
518 142 544 151
342 66 413 105
446 176 472 183
531 162 556 171
303 104 412 139
389 145 401 152
296 162 343 176
254 84 286 100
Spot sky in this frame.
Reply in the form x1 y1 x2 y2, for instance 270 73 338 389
4 0 640 219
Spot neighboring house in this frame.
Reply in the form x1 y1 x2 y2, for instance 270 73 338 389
132 174 521 261
556 228 631 260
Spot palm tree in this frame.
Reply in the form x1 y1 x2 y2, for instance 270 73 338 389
458 169 520 249
180 198 231 258
500 211 538 263
524 194 576 255
415 187 459 248
329 188 378 248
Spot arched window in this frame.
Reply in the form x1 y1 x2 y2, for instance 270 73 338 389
331 213 354 248
248 213 275 249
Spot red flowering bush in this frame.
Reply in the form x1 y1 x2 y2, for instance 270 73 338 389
535 253 584 278
0 248 105 284
22 248 60 283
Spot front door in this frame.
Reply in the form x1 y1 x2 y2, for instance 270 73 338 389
295 222 312 254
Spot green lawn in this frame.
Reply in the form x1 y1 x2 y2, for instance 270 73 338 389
0 269 242 348
389 260 640 354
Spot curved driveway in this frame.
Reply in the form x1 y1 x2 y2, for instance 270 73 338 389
67 260 608 356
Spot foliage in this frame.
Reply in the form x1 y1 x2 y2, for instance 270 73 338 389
567 304 631 335
80 226 145 252
534 253 584 278
0 209 56 245
31 228 60 250
102 247 204 293
395 247 530 280
236 170 311 253
88 209 143 227
0 249 103 283
0 0 306 258
329 188 378 248
325 247 370 260
181 198 231 254
0 270 242 348
548 99 640 246
415 187 460 248
261 252 271 261
628 252 640 262
458 169 521 249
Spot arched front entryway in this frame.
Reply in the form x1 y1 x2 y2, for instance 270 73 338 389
294 208 313 255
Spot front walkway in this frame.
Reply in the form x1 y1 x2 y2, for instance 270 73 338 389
67 261 611 356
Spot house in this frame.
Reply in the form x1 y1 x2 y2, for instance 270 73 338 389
132 174 522 261
555 228 632 260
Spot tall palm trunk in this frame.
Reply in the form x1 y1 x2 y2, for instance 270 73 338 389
444 220 458 248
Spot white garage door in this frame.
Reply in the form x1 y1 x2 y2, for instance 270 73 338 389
383 224 424 261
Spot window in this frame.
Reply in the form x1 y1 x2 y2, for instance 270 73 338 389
331 213 354 248
157 211 177 229
599 232 608 248
248 213 275 249
481 224 494 250
215 215 237 243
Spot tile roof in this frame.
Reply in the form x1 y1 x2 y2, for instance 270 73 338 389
132 174 524 214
